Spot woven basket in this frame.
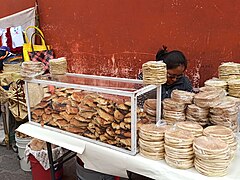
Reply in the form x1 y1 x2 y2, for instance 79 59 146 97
0 87 8 104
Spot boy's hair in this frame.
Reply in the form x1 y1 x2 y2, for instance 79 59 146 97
156 46 187 70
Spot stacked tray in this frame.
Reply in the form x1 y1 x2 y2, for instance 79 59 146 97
203 125 238 159
186 104 209 126
138 124 171 160
164 128 194 169
193 136 231 177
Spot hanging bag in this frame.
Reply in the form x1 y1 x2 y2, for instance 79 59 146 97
28 32 54 73
22 26 51 61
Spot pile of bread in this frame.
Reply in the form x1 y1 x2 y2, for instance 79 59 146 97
204 78 228 91
138 122 237 177
156 88 239 132
49 57 67 75
228 79 240 98
138 124 170 160
21 61 44 78
15 131 32 139
162 90 194 124
142 61 167 85
203 62 240 98
193 136 232 176
218 62 240 81
164 128 195 169
3 63 21 73
29 138 48 151
143 99 157 123
31 88 147 150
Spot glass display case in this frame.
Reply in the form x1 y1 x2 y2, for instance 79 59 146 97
24 73 158 155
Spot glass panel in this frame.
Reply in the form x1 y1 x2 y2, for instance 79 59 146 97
29 85 135 151
35 74 143 92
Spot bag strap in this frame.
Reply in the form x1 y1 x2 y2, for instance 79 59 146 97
24 26 45 44
30 32 48 53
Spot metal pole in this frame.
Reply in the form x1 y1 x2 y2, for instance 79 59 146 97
47 142 55 180
156 85 162 124
1 104 10 149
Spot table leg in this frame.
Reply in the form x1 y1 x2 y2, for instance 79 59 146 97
47 142 56 180
1 104 10 149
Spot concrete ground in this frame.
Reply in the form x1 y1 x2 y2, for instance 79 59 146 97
0 112 77 179
0 144 76 180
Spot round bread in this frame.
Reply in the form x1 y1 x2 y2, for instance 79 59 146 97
139 138 164 147
142 61 167 85
204 78 227 90
186 104 209 117
165 155 194 169
194 159 228 177
199 86 222 92
163 110 185 122
193 136 229 153
139 124 170 134
139 131 164 141
164 144 193 153
139 142 164 153
165 129 194 144
162 98 186 112
171 90 194 104
193 90 225 108
175 121 203 137
144 99 156 109
139 148 164 160
203 125 233 138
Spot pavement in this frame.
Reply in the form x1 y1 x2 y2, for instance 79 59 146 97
0 144 76 180
0 144 32 179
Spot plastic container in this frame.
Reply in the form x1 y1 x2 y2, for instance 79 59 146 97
15 135 32 147
15 135 32 172
29 154 63 180
16 143 31 171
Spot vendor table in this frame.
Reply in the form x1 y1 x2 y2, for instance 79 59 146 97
17 122 240 180
1 103 10 149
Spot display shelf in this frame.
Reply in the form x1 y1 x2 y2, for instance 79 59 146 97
24 73 159 155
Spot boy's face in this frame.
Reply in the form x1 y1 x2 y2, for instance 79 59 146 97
166 65 185 85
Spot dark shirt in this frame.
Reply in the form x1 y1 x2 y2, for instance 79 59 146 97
137 72 193 106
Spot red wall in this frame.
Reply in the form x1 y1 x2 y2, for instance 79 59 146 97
1 0 240 87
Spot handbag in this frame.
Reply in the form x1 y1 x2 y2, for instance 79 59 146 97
22 26 51 61
28 32 54 73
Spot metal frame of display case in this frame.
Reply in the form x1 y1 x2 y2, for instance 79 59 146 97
24 73 161 155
